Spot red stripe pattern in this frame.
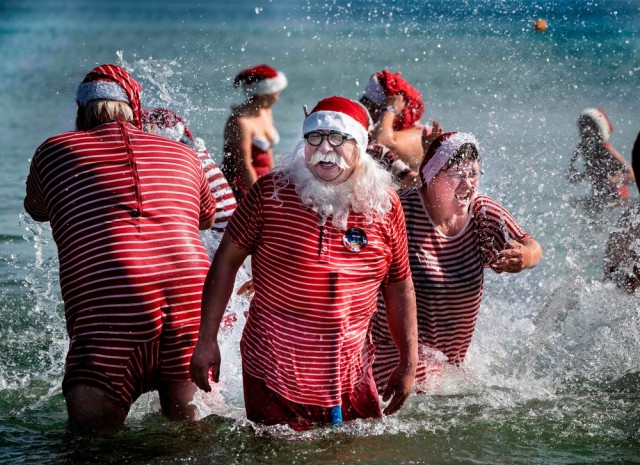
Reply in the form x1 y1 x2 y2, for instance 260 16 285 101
24 121 215 407
225 172 410 407
372 190 529 388
197 152 236 231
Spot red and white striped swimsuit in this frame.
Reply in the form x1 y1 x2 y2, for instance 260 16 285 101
196 151 236 231
24 121 215 407
225 172 410 408
372 189 529 389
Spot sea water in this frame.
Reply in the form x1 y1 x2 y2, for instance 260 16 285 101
1 1 639 463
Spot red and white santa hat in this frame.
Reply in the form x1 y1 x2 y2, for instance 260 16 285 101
76 64 143 129
580 108 613 142
302 96 370 155
234 64 287 97
420 132 479 184
141 107 194 142
362 74 386 105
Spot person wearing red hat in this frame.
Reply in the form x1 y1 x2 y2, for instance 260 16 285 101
142 107 237 235
568 108 635 207
371 131 541 392
360 70 434 188
191 96 418 428
221 64 287 202
604 130 640 292
24 65 216 433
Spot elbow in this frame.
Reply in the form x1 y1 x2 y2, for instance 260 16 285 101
199 215 215 230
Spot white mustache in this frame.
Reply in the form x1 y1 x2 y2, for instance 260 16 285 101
307 151 350 170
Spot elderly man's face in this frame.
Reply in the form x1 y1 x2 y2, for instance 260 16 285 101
304 130 360 184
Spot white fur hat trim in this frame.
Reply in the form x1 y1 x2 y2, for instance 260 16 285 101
243 71 288 97
76 80 129 106
422 133 479 184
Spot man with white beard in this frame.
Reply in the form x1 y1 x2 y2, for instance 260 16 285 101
190 96 418 428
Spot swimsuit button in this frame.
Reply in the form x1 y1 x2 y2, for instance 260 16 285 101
132 209 141 218
322 246 328 252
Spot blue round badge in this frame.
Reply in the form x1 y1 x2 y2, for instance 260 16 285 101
343 227 368 252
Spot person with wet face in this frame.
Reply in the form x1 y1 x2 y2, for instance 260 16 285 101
221 64 287 202
568 108 635 207
371 132 542 392
23 65 216 433
191 96 418 428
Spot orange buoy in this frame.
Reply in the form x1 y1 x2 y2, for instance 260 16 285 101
533 18 548 32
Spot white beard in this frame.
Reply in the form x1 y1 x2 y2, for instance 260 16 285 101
274 141 397 230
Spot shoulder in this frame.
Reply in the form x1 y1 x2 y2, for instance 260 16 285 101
398 187 421 210
471 193 503 211
399 187 420 201
251 170 284 196
33 130 92 160
471 193 515 220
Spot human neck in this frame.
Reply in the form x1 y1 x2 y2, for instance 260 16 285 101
236 98 267 116
421 187 469 236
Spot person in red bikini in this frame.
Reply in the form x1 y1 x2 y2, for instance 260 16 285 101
221 64 287 201
567 108 635 207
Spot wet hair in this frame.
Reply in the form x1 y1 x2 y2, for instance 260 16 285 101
442 143 480 171
76 100 133 131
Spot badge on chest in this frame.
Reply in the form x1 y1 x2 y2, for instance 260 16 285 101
343 227 368 252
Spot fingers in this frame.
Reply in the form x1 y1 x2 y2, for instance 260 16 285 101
383 389 409 416
431 120 442 137
493 250 526 273
211 364 220 384
189 365 212 392
382 368 413 415
189 344 221 392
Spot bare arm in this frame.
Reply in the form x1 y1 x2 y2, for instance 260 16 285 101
371 95 424 170
190 234 249 391
225 117 258 191
380 277 418 415
491 237 542 273
604 143 635 184
199 216 215 230
567 149 584 183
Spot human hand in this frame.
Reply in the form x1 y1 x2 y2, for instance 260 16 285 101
490 240 532 273
386 94 406 113
421 121 443 154
381 360 415 415
189 340 221 392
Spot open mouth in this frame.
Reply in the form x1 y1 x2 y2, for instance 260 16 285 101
455 193 471 201
318 161 337 168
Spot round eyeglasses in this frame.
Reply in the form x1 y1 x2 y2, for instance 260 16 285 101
304 131 354 147
443 170 484 183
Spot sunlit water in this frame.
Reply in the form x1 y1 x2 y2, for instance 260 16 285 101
1 1 639 463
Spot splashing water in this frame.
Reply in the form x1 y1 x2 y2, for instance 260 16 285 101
2 1 640 463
